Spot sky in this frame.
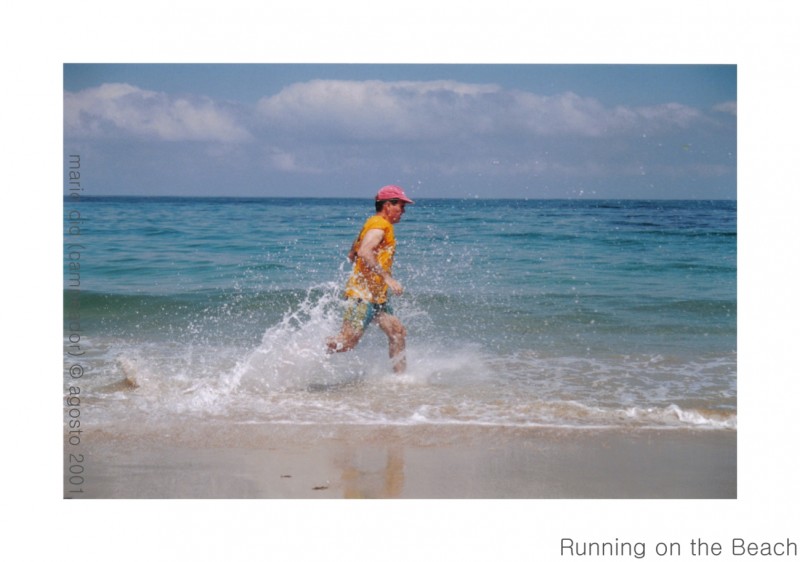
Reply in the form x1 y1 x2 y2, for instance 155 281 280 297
63 64 736 200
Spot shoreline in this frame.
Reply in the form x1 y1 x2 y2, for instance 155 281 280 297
65 424 736 499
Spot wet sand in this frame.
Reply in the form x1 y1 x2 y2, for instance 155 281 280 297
65 424 735 499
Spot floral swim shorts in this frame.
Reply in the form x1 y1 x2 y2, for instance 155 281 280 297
343 298 393 332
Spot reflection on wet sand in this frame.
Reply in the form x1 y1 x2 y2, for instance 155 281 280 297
338 445 405 499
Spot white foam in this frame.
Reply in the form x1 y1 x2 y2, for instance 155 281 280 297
81 286 736 433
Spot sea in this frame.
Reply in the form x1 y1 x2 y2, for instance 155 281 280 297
64 197 736 434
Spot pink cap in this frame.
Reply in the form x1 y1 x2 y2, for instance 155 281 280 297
375 185 414 204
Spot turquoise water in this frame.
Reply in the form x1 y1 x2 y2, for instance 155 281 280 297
64 197 736 430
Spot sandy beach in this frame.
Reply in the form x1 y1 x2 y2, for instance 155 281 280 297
65 424 735 499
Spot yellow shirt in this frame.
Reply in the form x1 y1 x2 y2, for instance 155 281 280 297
344 215 396 303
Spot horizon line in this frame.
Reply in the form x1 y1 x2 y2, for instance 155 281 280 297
63 194 737 202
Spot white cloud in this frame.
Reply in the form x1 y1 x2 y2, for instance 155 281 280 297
257 79 503 140
264 146 323 173
64 83 251 142
712 101 737 115
64 79 708 149
256 79 705 141
634 102 703 128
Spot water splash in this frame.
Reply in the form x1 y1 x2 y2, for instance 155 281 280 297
228 283 354 392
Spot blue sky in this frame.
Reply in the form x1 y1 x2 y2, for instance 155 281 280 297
63 64 736 199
